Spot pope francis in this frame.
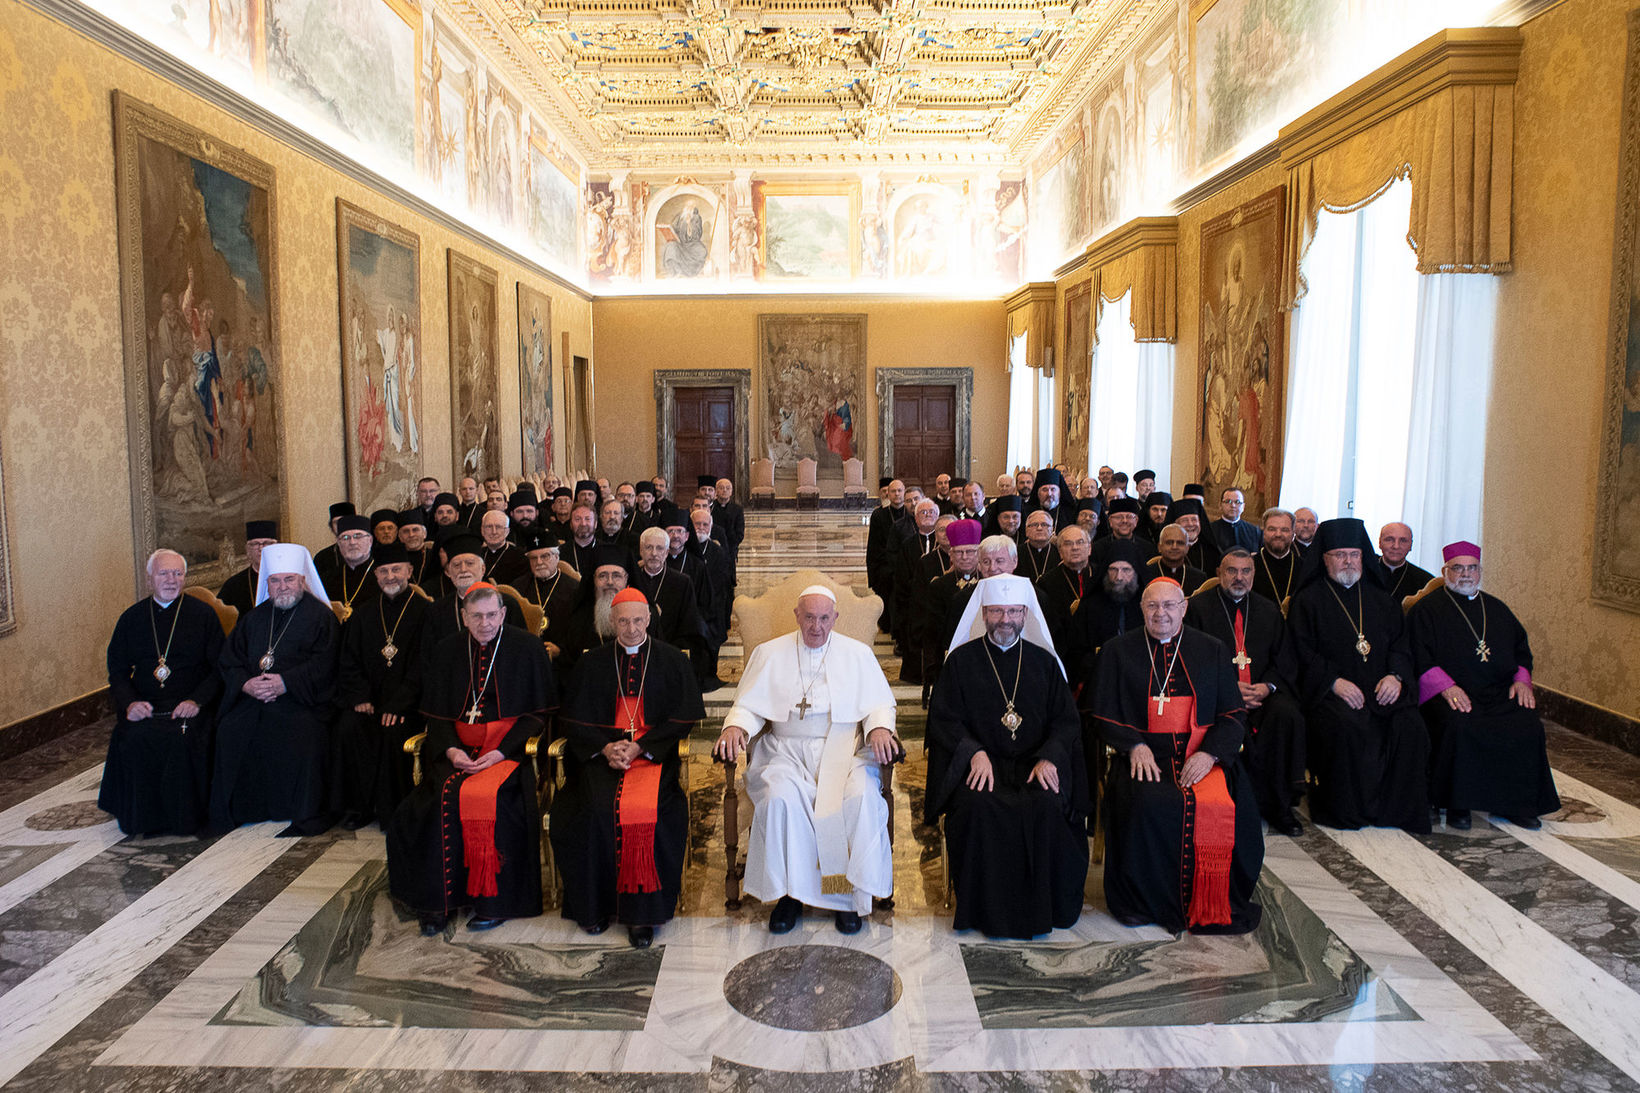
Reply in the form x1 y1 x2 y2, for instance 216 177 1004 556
713 585 900 934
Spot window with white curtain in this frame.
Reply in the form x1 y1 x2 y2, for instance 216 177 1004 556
1090 290 1175 487
1005 332 1035 473
1035 362 1056 470
1279 176 1498 572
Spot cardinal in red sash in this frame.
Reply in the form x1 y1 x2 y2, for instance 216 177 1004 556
551 588 704 948
387 584 557 935
1092 577 1265 935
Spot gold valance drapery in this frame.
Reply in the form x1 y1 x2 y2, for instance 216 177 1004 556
1278 27 1522 308
1004 282 1058 372
1083 216 1179 343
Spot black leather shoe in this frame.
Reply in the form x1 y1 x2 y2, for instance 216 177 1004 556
628 925 654 948
1507 814 1542 830
467 916 506 931
583 918 610 936
834 911 863 935
768 895 802 934
1447 809 1472 830
339 812 371 831
419 916 447 937
1270 811 1304 837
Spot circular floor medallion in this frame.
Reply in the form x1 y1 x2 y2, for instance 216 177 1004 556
25 801 112 831
1547 796 1607 824
723 944 902 1031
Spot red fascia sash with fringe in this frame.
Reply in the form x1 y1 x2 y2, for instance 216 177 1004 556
613 694 663 894
1146 694 1236 928
455 718 519 898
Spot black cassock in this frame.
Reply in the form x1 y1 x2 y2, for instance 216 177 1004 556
630 565 709 682
1092 628 1264 935
1184 588 1307 823
212 593 339 833
387 625 557 920
509 571 579 650
1252 549 1300 609
315 556 380 621
550 639 704 928
420 590 529 668
927 638 1088 938
1407 589 1560 818
1144 558 1208 596
1379 559 1437 604
100 596 224 835
1288 578 1430 833
1036 563 1095 682
217 568 256 615
331 587 430 825
1069 587 1143 685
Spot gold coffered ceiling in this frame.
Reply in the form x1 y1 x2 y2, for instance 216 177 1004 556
480 0 1162 166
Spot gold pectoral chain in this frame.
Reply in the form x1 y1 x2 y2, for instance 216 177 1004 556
379 593 413 666
981 639 1025 737
149 597 182 685
1445 588 1491 662
1325 580 1372 661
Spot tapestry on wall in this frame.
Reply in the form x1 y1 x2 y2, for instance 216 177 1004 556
1595 10 1640 613
517 284 554 477
0 440 14 637
1062 283 1093 472
449 251 500 482
1197 185 1286 515
113 92 284 591
758 314 866 474
337 199 422 516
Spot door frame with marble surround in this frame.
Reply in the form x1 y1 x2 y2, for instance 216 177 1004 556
654 370 751 496
876 368 974 486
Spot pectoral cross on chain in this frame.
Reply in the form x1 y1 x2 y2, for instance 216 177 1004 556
1155 693 1170 716
1476 640 1491 662
1232 651 1252 671
794 696 813 719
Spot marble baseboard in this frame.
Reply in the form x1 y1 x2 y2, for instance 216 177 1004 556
0 689 109 763
1540 688 1640 759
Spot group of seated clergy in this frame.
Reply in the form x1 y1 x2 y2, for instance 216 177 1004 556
101 464 1558 946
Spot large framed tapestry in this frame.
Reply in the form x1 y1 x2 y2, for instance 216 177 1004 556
449 252 500 482
0 440 14 637
517 284 554 477
758 314 866 473
1062 281 1093 471
113 91 284 591
1197 185 1286 514
337 199 422 515
1595 10 1640 613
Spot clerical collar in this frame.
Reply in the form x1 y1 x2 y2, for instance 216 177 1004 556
988 635 1020 652
153 597 176 609
1268 548 1290 560
1386 560 1405 571
621 641 645 655
643 563 664 576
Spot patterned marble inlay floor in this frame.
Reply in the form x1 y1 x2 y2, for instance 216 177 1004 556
4 512 1640 1089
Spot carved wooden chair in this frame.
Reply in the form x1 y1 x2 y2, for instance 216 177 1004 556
841 457 868 505
1193 576 1221 597
184 585 238 635
495 582 546 636
719 569 899 910
795 457 820 510
1403 576 1446 615
750 458 776 510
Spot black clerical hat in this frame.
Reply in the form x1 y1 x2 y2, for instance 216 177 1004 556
992 495 1024 513
1107 497 1141 515
521 529 561 554
1313 517 1373 555
329 502 356 520
591 544 630 572
1076 497 1101 513
951 477 968 488
335 514 371 535
634 481 655 496
660 510 689 529
440 533 484 560
1134 469 1157 483
1165 497 1207 524
1097 537 1151 577
1034 468 1066 493
574 479 599 496
879 477 894 488
1182 483 1205 496
433 492 460 511
374 541 410 566
396 508 426 528
507 491 536 511
697 474 716 488
1145 490 1174 510
552 486 574 500
245 519 278 540
370 508 398 528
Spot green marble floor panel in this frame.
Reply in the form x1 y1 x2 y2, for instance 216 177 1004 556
959 870 1415 1029
213 862 660 1031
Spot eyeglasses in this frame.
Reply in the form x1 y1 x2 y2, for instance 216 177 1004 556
1141 600 1186 613
337 532 372 543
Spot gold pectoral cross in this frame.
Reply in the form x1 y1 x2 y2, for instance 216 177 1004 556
1476 640 1491 662
794 696 813 719
1232 651 1252 671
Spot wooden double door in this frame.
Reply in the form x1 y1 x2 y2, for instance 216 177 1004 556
671 386 736 487
891 383 957 492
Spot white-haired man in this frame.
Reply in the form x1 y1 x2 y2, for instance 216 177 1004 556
100 549 224 836
927 574 1086 939
210 543 340 836
714 586 900 935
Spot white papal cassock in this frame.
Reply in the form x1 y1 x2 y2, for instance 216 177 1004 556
727 630 898 916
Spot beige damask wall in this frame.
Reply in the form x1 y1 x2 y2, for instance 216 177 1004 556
0 2 592 730
1486 0 1640 720
591 296 1009 492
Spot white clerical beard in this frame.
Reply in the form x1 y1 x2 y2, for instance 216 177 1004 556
593 591 616 639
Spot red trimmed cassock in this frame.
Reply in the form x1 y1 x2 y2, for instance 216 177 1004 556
1092 625 1265 935
550 635 704 929
387 624 557 922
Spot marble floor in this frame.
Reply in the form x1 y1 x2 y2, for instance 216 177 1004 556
4 511 1640 1089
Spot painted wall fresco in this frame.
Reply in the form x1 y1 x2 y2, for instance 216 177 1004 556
448 250 500 482
517 284 553 477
